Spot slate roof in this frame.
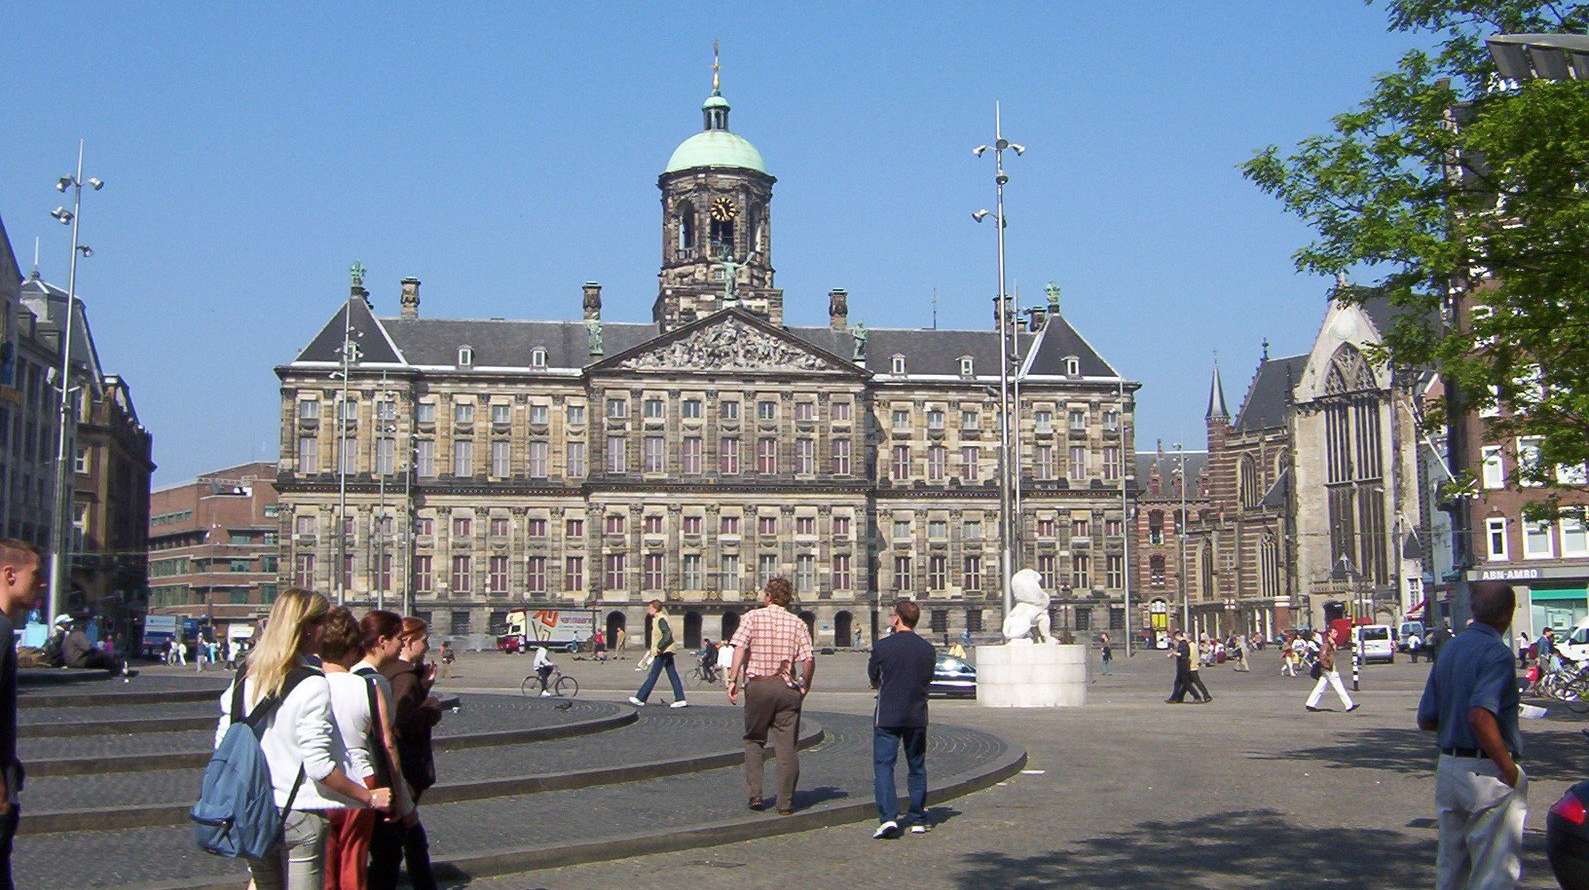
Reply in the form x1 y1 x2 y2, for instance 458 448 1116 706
288 304 1122 380
1260 466 1291 510
1233 354 1307 432
1134 450 1209 492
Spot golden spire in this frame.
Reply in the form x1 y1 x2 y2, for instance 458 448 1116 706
712 39 721 95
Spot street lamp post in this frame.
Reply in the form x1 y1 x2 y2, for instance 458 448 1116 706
333 265 366 607
972 101 1026 619
45 139 104 623
1174 441 1190 635
1334 555 1365 692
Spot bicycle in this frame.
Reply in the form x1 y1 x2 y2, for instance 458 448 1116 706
521 668 579 698
687 662 722 689
1536 658 1589 714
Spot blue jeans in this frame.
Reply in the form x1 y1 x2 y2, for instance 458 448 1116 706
873 726 927 824
635 652 685 702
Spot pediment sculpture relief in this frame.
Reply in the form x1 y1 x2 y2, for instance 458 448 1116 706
619 318 835 372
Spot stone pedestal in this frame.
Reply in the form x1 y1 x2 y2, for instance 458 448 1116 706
976 641 1087 708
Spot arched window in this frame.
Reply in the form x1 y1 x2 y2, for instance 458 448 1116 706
457 345 473 367
1148 510 1164 545
1200 545 1214 601
530 347 546 369
1259 536 1279 598
677 201 696 251
1149 555 1166 587
1240 456 1259 509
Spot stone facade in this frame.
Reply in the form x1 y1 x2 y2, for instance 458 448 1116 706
271 78 1136 648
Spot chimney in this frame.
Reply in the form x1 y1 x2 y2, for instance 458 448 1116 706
399 277 421 319
828 288 849 330
582 281 602 321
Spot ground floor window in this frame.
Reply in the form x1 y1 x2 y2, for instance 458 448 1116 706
930 609 949 636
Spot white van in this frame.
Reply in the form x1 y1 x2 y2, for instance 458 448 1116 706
1353 624 1396 664
1554 616 1589 665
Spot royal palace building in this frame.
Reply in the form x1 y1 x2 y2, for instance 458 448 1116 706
274 72 1138 647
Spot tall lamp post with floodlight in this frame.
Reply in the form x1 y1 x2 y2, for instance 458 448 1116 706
45 139 104 624
971 101 1025 619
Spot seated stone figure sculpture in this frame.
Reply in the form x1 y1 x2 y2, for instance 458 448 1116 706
1001 568 1052 643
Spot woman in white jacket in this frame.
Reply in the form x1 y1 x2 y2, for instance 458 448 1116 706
215 589 392 890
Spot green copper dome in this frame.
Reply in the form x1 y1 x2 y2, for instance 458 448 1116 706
665 129 767 174
664 88 768 175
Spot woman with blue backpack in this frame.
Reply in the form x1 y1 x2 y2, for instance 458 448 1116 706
209 589 393 890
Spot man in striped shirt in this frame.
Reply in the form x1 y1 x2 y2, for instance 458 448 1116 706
728 577 815 815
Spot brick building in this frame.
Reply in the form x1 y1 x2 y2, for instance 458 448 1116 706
148 462 281 626
273 71 1138 646
1132 443 1208 646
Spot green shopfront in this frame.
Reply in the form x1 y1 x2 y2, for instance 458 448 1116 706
1531 584 1589 637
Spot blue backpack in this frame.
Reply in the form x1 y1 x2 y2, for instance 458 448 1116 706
190 666 316 859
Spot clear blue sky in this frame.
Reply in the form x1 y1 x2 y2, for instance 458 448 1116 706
3 3 1434 485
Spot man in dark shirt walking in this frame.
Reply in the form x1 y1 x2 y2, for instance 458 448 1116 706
1417 582 1526 889
867 599 936 839
0 539 43 890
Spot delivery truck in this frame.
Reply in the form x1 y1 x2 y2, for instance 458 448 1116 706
495 609 595 653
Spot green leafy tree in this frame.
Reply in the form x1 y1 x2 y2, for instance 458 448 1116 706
1243 2 1589 516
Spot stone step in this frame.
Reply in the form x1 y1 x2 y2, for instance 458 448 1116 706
12 712 1022 890
19 707 820 834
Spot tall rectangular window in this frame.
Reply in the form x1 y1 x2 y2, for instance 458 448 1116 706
683 514 703 535
564 556 584 590
758 554 778 589
566 404 586 426
928 555 946 590
340 436 357 474
566 517 585 539
892 445 910 480
644 514 664 535
1035 445 1055 480
927 409 944 430
757 400 777 421
832 439 851 475
294 553 315 588
758 514 778 536
682 437 703 475
527 517 547 538
720 554 740 591
643 398 665 419
893 555 911 591
683 554 703 589
643 554 664 590
1524 520 1554 559
1034 410 1053 433
604 513 625 535
1072 554 1091 589
607 436 627 474
528 441 549 478
376 437 395 475
415 403 435 423
963 556 982 591
452 440 473 477
454 402 474 424
720 401 740 420
606 398 627 419
832 554 851 590
833 515 851 538
529 404 549 425
526 557 547 593
1068 409 1086 432
1481 446 1505 489
452 516 472 538
720 437 741 475
961 446 979 481
795 402 816 422
488 556 508 593
1561 519 1589 557
682 399 703 419
415 439 435 477
796 439 815 475
1107 554 1123 588
643 436 666 473
450 556 471 593
1068 446 1086 479
566 441 586 478
1518 437 1544 487
927 446 946 482
796 554 815 593
1037 554 1057 588
832 401 852 422
298 398 320 421
1102 446 1121 481
298 435 318 473
489 516 509 537
758 438 778 474
491 403 511 425
491 440 511 477
892 409 910 431
604 553 625 589
720 515 741 536
412 555 431 592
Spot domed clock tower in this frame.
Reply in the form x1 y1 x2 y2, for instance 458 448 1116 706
654 54 782 332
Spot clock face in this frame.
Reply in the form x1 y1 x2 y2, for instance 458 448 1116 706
710 197 739 221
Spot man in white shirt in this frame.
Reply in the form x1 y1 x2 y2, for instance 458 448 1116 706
532 647 556 697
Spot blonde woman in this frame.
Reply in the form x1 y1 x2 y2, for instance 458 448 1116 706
214 588 392 890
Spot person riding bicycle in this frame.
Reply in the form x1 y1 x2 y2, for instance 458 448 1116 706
532 645 557 697
696 638 720 683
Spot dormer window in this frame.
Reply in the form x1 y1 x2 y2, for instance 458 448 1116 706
458 345 474 367
530 347 546 369
959 356 974 377
891 354 906 375
1064 356 1080 376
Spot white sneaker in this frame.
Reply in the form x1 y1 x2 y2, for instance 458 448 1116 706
873 821 901 840
670 700 689 708
910 823 931 835
628 696 645 706
540 691 552 697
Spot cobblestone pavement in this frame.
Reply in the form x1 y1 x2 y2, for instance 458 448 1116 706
13 709 1006 888
467 650 1579 890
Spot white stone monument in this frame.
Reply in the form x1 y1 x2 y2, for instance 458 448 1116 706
976 569 1088 708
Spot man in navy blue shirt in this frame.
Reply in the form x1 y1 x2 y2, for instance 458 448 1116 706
868 599 936 839
1417 582 1525 889
0 539 43 890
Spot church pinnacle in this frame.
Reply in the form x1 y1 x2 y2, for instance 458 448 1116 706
1206 358 1229 420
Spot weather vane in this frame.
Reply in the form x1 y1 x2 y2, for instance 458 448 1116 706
712 39 721 94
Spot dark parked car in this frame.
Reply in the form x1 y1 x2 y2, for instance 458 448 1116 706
929 654 976 698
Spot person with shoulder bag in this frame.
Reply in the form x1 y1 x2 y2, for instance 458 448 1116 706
1305 629 1358 713
372 617 443 890
629 600 689 708
319 607 388 890
204 589 391 890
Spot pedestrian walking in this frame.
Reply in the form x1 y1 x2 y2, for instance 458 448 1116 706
437 641 455 680
0 540 44 889
1231 635 1250 672
868 599 935 839
1186 635 1212 701
727 578 815 815
319 608 384 890
1537 626 1556 672
1515 632 1530 670
616 626 628 652
1305 630 1358 712
1098 632 1113 676
1407 629 1424 664
593 629 608 663
1280 632 1300 677
1417 582 1526 889
1166 630 1204 703
195 635 210 672
372 618 441 890
214 589 392 890
629 601 688 708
